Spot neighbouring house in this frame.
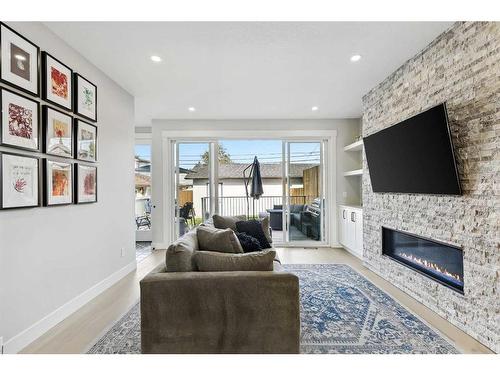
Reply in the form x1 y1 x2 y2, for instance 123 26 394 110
184 162 319 218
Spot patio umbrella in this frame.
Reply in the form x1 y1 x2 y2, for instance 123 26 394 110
250 156 264 199
243 156 264 218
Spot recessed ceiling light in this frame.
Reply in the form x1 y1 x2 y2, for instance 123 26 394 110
350 54 362 62
311 106 319 111
150 55 162 62
188 107 196 112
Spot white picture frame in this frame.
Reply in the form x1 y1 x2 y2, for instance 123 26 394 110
1 88 40 151
0 152 40 209
74 73 97 122
42 52 73 111
0 23 40 96
76 164 97 204
75 119 97 162
43 106 73 158
44 159 73 206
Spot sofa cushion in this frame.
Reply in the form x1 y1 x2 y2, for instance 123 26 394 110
197 226 244 254
212 214 246 231
235 220 271 249
235 232 262 253
165 230 199 272
193 249 276 272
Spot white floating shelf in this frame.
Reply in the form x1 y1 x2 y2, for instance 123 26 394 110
344 169 363 177
344 140 364 152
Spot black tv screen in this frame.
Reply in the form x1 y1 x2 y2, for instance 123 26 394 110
363 103 461 195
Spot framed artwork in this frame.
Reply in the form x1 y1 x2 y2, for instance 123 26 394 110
1 88 40 151
42 52 73 111
74 119 97 162
44 159 73 206
0 22 40 96
43 106 73 158
73 73 97 122
0 152 40 209
75 164 97 204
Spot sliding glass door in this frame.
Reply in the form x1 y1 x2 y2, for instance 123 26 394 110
284 141 327 245
216 140 284 241
173 141 213 238
170 138 329 247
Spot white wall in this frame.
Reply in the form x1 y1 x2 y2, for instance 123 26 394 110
151 119 360 248
0 22 135 353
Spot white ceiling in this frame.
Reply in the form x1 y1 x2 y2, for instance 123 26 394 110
45 22 452 125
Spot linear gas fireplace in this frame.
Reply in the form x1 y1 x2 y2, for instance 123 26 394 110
382 227 464 294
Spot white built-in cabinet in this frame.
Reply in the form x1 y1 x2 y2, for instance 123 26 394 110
338 205 363 259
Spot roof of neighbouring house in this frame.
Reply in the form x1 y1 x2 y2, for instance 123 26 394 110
185 163 317 179
135 156 150 164
135 173 151 186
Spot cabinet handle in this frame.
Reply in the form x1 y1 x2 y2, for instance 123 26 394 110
343 209 346 219
351 212 356 222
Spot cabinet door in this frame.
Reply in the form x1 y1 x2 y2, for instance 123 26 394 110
347 210 356 250
354 210 363 256
338 208 345 245
339 208 348 246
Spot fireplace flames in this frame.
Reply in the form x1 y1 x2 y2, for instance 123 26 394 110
397 252 463 283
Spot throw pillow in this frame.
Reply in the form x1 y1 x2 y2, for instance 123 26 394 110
260 215 273 244
197 226 244 253
214 214 272 244
235 220 272 249
212 214 246 231
235 232 262 252
193 249 276 272
165 230 198 272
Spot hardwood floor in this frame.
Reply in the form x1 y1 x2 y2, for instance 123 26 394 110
21 247 493 354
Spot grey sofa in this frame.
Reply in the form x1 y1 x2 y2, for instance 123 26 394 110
140 226 300 354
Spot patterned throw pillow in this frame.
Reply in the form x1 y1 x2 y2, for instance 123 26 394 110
235 220 272 249
235 232 263 253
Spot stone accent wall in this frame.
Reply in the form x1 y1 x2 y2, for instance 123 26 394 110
362 22 499 352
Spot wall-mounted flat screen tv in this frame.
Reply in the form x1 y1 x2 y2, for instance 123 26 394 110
363 103 461 195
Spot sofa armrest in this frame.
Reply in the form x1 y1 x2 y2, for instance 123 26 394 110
140 269 300 354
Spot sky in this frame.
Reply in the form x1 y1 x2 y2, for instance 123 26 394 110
135 140 321 170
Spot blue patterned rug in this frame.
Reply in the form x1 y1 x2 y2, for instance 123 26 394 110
288 264 457 354
87 264 458 354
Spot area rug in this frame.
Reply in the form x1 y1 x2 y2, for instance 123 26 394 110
87 264 458 354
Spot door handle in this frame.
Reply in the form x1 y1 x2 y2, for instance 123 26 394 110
342 209 346 219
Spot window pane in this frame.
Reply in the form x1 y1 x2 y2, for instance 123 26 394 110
135 144 152 231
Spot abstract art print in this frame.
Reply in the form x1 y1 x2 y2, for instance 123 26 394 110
44 159 72 206
74 73 97 122
0 23 40 96
42 52 73 110
0 152 39 209
75 119 97 162
76 164 97 203
43 106 73 158
1 88 39 151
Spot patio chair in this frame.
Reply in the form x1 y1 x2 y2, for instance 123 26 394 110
136 199 151 230
179 202 196 227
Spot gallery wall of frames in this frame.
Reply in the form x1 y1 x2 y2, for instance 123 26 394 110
0 22 98 209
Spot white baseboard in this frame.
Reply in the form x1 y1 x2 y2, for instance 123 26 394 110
3 260 137 354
